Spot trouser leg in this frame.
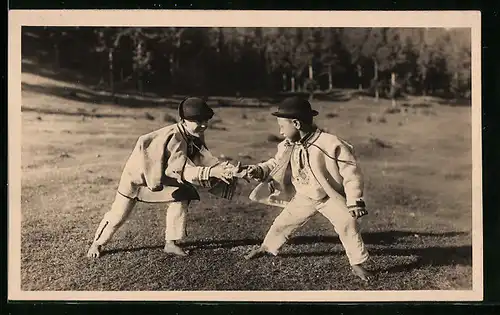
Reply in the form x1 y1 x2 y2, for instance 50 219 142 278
165 201 189 242
316 197 369 265
93 192 136 246
261 195 317 255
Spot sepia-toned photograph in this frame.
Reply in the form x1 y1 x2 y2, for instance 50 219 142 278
8 10 482 301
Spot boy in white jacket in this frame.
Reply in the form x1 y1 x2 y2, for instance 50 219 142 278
243 97 373 281
87 97 237 259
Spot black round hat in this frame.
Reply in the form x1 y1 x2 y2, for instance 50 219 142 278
271 96 318 120
178 97 214 121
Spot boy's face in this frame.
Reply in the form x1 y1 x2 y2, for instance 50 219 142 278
277 117 300 141
184 119 209 137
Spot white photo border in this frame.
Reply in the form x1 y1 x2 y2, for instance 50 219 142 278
8 9 483 302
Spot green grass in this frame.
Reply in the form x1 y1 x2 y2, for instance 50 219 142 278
20 72 473 291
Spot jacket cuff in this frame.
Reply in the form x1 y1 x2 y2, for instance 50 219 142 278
255 165 267 180
347 199 366 209
198 166 213 188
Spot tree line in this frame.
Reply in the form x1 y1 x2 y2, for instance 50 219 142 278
22 26 471 100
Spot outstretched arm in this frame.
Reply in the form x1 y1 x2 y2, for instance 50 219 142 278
249 141 289 180
164 137 233 187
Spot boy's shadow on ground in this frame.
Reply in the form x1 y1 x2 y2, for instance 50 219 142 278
103 230 471 273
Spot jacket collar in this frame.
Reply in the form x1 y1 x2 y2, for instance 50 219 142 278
286 128 322 148
177 123 206 149
177 122 204 140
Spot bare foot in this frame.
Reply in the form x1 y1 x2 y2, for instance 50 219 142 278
164 243 189 257
244 247 272 260
87 243 101 259
351 264 374 282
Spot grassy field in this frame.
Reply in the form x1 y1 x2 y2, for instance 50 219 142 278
20 70 473 291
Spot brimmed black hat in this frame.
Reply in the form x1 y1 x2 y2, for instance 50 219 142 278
178 97 215 121
272 96 318 120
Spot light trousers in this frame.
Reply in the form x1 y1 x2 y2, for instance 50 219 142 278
92 192 189 246
262 193 369 266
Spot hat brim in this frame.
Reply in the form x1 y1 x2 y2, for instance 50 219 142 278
271 110 319 119
182 112 214 121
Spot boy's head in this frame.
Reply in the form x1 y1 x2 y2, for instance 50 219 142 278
276 117 312 141
272 97 318 141
178 97 214 136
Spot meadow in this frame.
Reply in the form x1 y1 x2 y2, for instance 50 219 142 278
20 70 473 291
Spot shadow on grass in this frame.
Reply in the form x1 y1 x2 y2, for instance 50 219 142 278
22 82 181 109
22 59 102 89
22 81 280 109
102 230 471 270
374 245 472 272
276 232 472 271
278 245 472 273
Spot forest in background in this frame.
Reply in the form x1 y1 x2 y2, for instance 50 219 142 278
22 27 472 100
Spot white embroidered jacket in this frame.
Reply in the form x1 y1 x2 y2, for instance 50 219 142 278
249 129 365 209
117 123 221 203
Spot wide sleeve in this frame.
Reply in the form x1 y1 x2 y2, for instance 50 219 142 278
164 136 215 188
334 140 365 207
140 134 167 191
257 140 288 179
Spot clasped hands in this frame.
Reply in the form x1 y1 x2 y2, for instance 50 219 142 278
210 162 266 184
209 161 251 184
